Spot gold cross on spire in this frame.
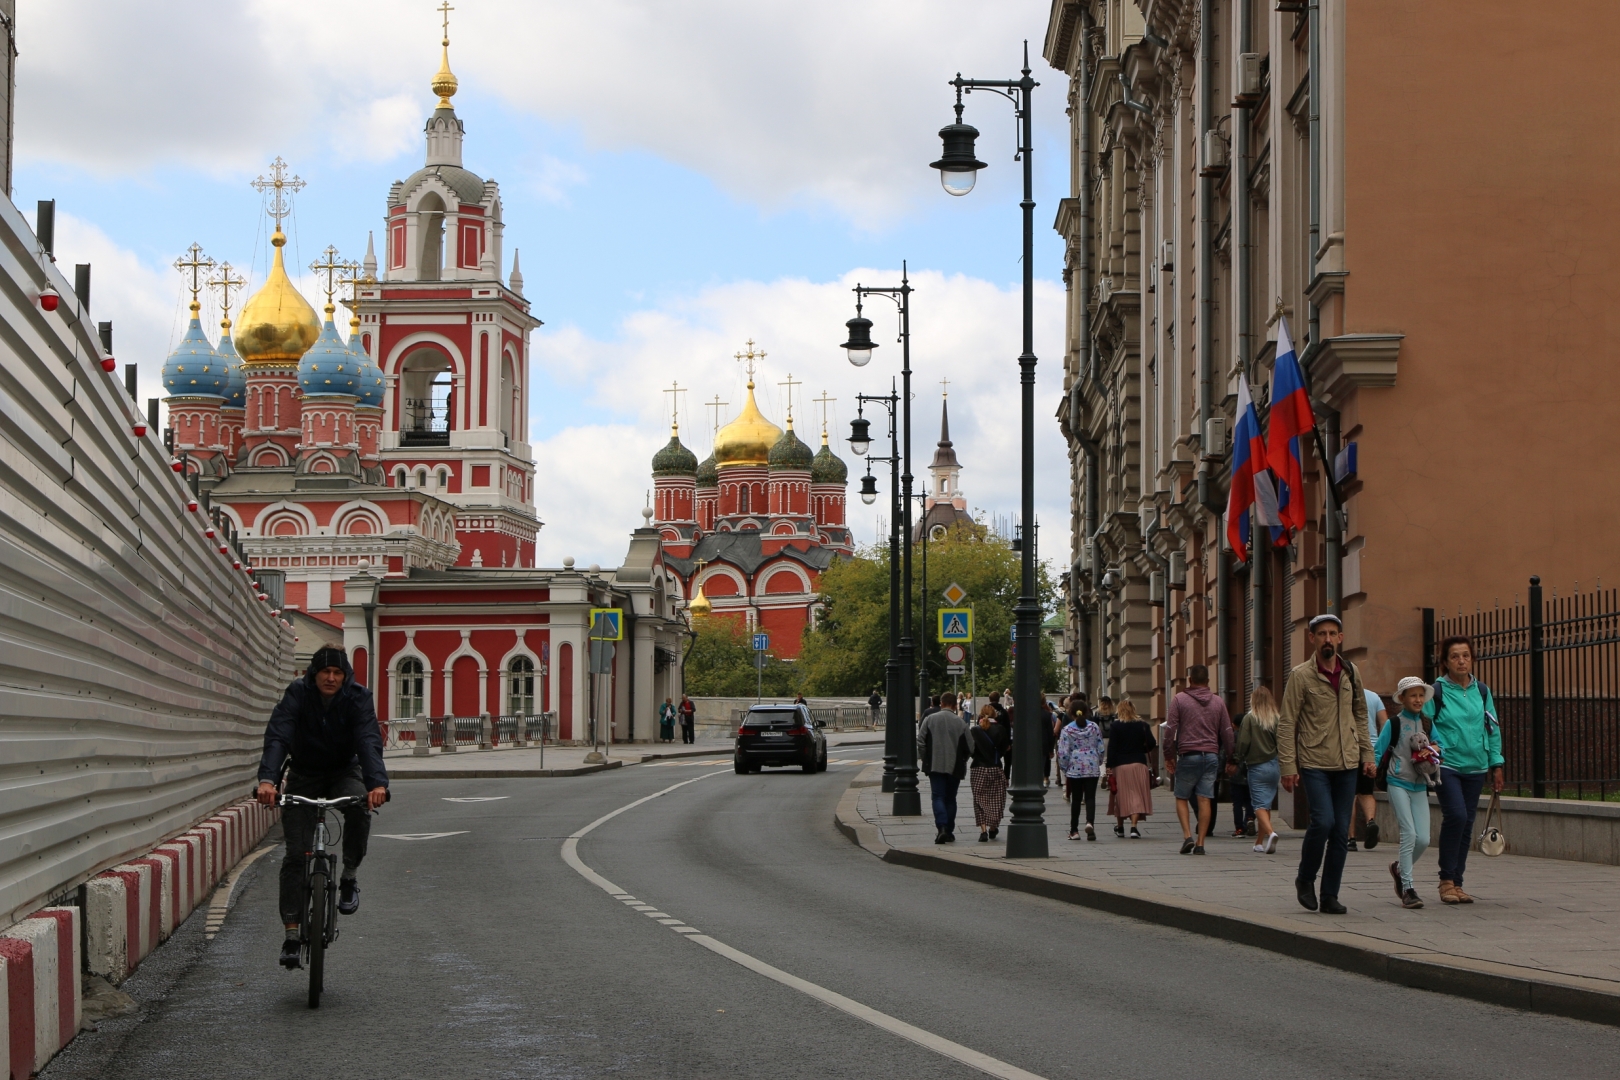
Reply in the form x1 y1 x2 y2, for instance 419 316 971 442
662 380 687 433
439 0 454 40
813 391 836 437
778 371 802 424
309 245 349 314
940 376 951 398
251 157 305 234
173 243 215 316
706 393 730 437
734 339 766 384
432 1 459 106
209 260 246 329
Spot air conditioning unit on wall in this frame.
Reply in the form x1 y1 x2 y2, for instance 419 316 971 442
1199 130 1228 177
1159 239 1174 272
1235 53 1263 105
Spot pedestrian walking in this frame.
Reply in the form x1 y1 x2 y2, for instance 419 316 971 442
1237 684 1283 854
658 697 677 742
1041 698 1061 789
1094 696 1116 739
678 694 696 744
918 690 971 843
1279 614 1375 915
1105 699 1156 838
1163 665 1234 855
1377 677 1442 909
969 704 1010 841
1348 686 1388 851
1227 733 1254 839
1058 707 1104 840
1424 636 1505 905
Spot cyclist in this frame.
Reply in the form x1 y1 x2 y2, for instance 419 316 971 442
256 646 389 969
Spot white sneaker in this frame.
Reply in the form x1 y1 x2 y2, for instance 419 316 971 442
1252 842 1266 854
1264 832 1279 854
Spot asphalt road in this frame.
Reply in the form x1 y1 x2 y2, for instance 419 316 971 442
45 747 1620 1079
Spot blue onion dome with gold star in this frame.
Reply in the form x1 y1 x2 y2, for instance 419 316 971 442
298 305 360 397
163 304 227 398
695 452 718 489
811 429 848 484
652 421 698 476
767 417 814 470
347 314 384 408
216 316 246 409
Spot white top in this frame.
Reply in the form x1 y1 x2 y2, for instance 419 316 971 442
1363 687 1386 744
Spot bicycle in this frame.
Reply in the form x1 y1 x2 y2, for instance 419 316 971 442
279 793 364 1008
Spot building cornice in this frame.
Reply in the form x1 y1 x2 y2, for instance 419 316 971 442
1312 333 1403 410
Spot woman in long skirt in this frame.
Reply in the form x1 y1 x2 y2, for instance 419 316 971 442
1105 699 1157 838
968 705 1010 841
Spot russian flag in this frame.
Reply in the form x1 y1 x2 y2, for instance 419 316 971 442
1226 374 1274 563
1265 317 1316 538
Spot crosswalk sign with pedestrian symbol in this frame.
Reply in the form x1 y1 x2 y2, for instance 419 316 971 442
938 608 972 643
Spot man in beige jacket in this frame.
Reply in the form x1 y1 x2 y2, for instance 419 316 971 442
1278 614 1374 915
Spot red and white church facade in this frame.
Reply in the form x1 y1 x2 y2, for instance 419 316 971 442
161 36 688 742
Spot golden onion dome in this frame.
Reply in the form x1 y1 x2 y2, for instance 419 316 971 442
432 35 458 107
713 379 783 467
688 579 712 618
235 230 320 365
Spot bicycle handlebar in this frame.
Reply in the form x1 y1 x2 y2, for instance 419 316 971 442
278 794 365 809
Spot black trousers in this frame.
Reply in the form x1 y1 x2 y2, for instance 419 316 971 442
1067 776 1098 831
279 765 370 925
680 719 694 744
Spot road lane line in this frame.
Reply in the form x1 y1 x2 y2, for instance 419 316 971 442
205 841 277 941
560 771 1049 1080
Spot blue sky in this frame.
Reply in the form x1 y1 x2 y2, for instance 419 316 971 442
17 0 1071 566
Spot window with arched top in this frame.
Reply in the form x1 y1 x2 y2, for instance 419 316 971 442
416 468 428 489
508 656 535 715
436 468 449 491
396 658 424 719
393 467 407 488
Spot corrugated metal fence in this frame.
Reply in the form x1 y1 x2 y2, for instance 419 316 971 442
0 195 293 927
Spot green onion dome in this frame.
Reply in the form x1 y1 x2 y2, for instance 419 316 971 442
767 420 814 470
811 431 848 484
695 452 719 488
652 424 699 476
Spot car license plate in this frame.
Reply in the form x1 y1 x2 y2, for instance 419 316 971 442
760 731 784 738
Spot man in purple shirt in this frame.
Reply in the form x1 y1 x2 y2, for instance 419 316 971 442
1163 664 1235 855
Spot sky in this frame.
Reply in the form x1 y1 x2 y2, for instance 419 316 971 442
15 0 1071 570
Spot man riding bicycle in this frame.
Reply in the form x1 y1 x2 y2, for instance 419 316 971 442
256 646 389 969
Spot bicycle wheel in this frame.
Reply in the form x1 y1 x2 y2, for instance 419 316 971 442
306 869 327 1008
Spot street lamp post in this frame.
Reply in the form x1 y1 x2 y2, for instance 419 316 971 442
852 389 901 793
933 45 1046 857
843 277 921 818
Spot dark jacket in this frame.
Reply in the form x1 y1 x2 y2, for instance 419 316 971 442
258 652 388 790
969 722 1008 768
1104 720 1157 769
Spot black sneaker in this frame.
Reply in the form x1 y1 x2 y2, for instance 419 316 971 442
1295 878 1319 912
1192 845 1206 855
338 879 360 915
1114 823 1125 838
1180 837 1196 855
1346 839 1359 852
1319 895 1348 915
279 937 302 969
1401 889 1425 910
1364 821 1380 849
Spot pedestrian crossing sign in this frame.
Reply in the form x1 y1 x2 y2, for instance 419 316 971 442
589 608 624 641
938 608 973 643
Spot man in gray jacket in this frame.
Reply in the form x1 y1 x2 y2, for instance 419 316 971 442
919 691 971 843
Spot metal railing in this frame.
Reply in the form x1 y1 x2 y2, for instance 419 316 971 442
1425 577 1620 799
388 713 558 752
725 705 885 733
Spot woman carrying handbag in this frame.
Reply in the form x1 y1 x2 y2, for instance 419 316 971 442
1424 636 1505 904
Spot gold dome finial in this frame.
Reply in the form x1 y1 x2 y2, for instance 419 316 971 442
714 342 783 467
210 260 245 334
173 242 215 321
432 1 459 107
236 162 321 365
688 559 712 619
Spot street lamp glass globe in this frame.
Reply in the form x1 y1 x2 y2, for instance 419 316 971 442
846 346 872 367
860 474 879 504
848 416 872 456
940 168 978 196
861 489 877 505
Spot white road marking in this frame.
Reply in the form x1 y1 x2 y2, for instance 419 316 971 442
205 841 277 941
442 796 510 803
560 772 1049 1080
375 831 470 840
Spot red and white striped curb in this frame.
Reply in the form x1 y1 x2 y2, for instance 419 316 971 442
4 798 277 1078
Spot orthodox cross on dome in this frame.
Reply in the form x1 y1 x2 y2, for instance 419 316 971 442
734 339 766 385
940 376 950 398
813 391 836 437
209 261 246 326
778 372 802 424
173 243 215 314
251 157 305 234
662 380 687 433
432 0 459 107
308 245 352 314
705 394 729 437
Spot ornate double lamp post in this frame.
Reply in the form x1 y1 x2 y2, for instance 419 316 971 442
842 271 921 818
932 46 1046 858
850 387 902 799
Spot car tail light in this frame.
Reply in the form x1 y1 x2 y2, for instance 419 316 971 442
785 725 809 736
736 728 749 738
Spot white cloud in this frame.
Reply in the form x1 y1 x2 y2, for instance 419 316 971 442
16 0 1056 224
528 269 1072 567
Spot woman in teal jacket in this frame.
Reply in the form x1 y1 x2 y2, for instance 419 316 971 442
1422 636 1505 904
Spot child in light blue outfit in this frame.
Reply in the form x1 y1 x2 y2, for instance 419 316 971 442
1374 676 1443 909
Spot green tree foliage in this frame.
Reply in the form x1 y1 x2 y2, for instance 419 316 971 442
684 616 803 697
798 524 1060 697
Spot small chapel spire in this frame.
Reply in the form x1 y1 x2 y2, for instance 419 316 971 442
432 1 459 108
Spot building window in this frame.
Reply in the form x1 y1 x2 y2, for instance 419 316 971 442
508 656 535 715
416 468 428 489
396 658 425 718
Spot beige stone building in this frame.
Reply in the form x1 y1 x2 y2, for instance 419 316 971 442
1043 0 1620 715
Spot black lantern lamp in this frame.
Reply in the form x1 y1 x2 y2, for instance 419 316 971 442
860 470 878 505
842 300 877 367
930 84 987 196
848 414 872 457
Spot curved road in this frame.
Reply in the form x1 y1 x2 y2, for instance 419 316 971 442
46 747 1620 1079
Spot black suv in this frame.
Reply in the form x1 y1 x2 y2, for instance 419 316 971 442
733 704 827 773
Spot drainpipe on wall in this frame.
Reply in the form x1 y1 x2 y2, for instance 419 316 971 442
1225 0 1253 705
1195 0 1216 515
1144 508 1173 716
1307 0 1340 618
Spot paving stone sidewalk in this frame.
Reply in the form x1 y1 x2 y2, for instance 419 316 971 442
847 771 1620 1002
